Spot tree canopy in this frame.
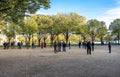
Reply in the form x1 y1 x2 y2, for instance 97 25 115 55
109 19 120 44
87 19 100 42
97 21 107 44
0 0 50 23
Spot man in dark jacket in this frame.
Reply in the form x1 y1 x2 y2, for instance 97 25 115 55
86 41 91 55
108 42 111 53
62 41 66 52
54 41 57 53
91 41 94 51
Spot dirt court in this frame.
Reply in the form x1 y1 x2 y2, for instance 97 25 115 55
0 45 120 77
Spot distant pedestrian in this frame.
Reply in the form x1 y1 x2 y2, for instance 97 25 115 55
62 41 66 52
11 41 15 49
6 41 10 49
32 42 36 49
26 42 30 49
41 42 44 49
21 41 23 47
78 41 81 48
82 42 87 49
84 42 87 49
86 41 91 55
44 42 46 48
82 42 84 48
54 41 57 53
91 41 94 51
57 41 61 51
17 42 21 49
68 41 71 49
108 42 111 53
3 42 7 49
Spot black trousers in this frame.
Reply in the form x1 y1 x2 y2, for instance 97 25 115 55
87 48 91 54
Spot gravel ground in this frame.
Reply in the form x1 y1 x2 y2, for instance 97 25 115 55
0 45 120 77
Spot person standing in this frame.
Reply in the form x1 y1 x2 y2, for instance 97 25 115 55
44 42 46 48
32 42 36 49
91 41 94 51
78 41 81 48
86 41 91 55
26 41 30 49
68 41 71 49
17 42 21 49
108 42 111 53
3 42 7 49
58 41 61 51
54 41 57 53
62 41 66 52
41 42 44 49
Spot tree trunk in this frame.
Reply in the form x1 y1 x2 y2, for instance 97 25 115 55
37 33 40 47
65 32 68 46
83 36 86 42
32 34 33 43
38 38 40 47
91 32 94 42
100 35 103 45
44 37 46 43
7 38 11 49
57 35 59 41
50 34 54 47
118 33 120 45
28 35 31 43
25 36 27 44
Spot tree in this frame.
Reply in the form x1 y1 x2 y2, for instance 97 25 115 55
97 21 107 44
2 22 21 41
87 19 100 42
56 12 86 45
31 14 53 46
0 21 4 29
75 24 88 42
70 12 87 42
22 17 38 43
71 13 88 42
0 0 50 23
109 19 120 44
55 13 72 45
48 15 62 47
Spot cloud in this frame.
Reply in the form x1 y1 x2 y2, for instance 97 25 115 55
106 7 120 15
117 0 120 4
97 6 120 29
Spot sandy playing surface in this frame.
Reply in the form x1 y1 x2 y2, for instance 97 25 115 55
0 45 120 77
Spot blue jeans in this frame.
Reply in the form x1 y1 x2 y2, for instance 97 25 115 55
63 47 66 52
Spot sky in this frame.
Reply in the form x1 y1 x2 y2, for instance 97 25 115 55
36 0 120 28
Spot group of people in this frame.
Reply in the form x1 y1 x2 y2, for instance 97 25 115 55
54 41 66 53
17 41 23 49
3 41 11 49
3 41 47 49
53 41 96 54
79 41 95 55
3 41 23 49
80 41 111 55
40 42 46 48
2 40 112 54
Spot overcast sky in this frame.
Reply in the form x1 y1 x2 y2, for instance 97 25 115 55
36 0 120 28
